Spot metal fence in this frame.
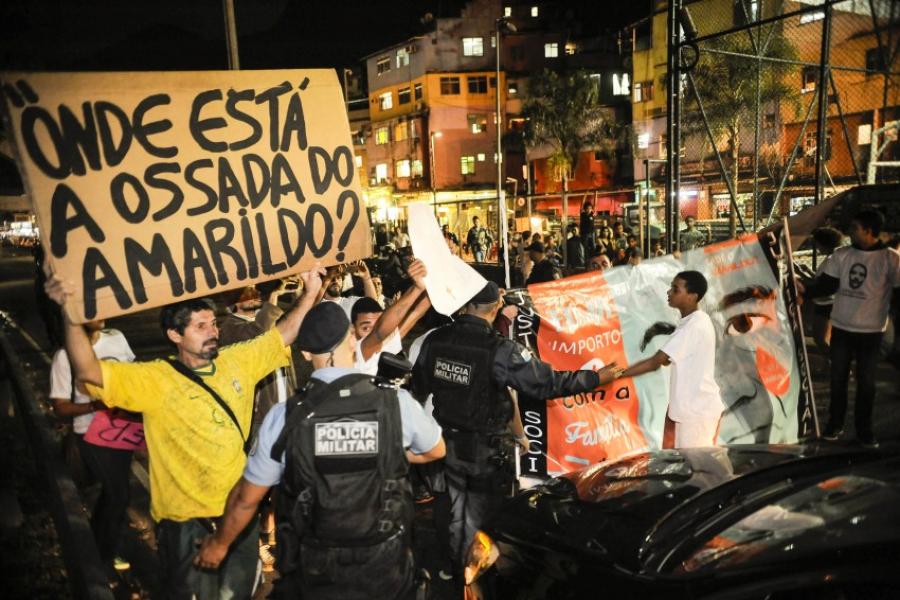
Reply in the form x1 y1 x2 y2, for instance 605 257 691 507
657 0 899 249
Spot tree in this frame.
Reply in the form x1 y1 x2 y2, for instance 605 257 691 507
522 69 617 260
683 31 800 236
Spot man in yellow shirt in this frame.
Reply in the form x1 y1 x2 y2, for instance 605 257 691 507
44 266 325 599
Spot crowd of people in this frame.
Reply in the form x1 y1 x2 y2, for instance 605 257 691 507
40 207 898 599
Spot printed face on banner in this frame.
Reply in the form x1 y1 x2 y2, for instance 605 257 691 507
0 71 371 322
525 236 800 476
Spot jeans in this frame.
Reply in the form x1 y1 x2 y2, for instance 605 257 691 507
828 327 882 440
473 247 485 262
156 517 259 600
77 436 132 560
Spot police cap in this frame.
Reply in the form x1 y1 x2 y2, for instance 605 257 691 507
469 281 500 305
296 302 350 354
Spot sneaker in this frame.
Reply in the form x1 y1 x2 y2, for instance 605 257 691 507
821 428 843 441
259 544 276 573
112 556 131 571
858 436 879 449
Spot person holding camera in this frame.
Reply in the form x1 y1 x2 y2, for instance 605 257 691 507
410 281 624 580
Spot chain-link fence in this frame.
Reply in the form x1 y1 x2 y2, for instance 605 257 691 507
652 0 899 245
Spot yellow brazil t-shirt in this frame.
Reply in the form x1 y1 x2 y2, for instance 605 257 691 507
86 328 288 522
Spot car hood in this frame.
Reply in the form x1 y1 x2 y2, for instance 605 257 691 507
488 443 900 574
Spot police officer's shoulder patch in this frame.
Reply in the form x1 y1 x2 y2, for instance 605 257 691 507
433 357 473 385
314 419 379 456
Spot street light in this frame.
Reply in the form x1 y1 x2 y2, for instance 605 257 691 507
495 16 516 285
429 131 442 216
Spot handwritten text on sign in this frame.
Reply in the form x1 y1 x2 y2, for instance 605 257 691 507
0 71 370 322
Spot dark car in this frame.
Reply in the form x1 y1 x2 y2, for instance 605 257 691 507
464 443 900 599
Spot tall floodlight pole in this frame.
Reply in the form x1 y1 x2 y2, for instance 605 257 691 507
496 17 516 287
223 0 240 69
665 0 683 253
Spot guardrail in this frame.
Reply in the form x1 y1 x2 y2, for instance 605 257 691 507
0 322 114 600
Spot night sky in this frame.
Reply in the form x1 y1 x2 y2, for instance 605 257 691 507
1 0 652 72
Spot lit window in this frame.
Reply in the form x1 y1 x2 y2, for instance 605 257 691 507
398 87 411 104
379 91 393 110
468 75 488 94
396 48 410 68
375 163 389 182
801 67 816 93
504 6 511 17
477 153 486 161
637 133 650 149
508 80 518 95
414 83 423 101
395 159 411 177
565 43 577 55
411 160 424 177
376 57 391 75
463 37 484 57
633 80 653 102
440 77 461 95
394 122 408 141
461 155 476 175
354 155 363 167
375 126 389 145
612 73 630 96
468 114 488 133
531 6 539 17
544 43 558 58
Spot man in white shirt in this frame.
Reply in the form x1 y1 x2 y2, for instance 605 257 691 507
621 271 723 448
802 210 900 447
318 261 378 319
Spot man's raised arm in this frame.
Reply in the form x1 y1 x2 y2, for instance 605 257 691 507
276 264 325 347
360 259 427 360
44 273 103 387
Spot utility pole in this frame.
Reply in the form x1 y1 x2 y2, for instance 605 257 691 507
223 0 240 70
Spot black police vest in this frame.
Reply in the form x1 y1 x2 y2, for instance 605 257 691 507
272 374 412 553
423 319 512 434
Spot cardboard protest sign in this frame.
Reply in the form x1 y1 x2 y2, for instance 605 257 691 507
408 203 486 316
0 71 371 322
511 235 808 478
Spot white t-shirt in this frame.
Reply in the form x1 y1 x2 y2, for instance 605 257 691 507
49 329 135 434
354 329 403 375
660 310 722 422
823 245 900 333
324 295 362 320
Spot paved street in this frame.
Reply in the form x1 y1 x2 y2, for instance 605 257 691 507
0 244 897 599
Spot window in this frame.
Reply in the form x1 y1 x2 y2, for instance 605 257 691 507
461 155 476 175
396 48 410 68
477 153 486 162
637 133 650 149
440 76 460 95
565 43 577 55
395 159 411 177
354 155 363 168
612 73 630 96
531 6 539 17
409 120 419 139
463 37 484 57
414 83 423 101
375 126 389 145
801 66 817 92
800 10 824 24
394 122 408 141
490 77 496 88
804 129 832 166
544 43 559 58
866 48 886 74
379 91 393 110
468 75 488 94
375 163 388 182
634 80 653 102
733 0 759 25
398 87 411 104
468 114 488 133
411 159 423 177
504 6 511 17
508 80 518 95
376 57 391 75
763 113 776 129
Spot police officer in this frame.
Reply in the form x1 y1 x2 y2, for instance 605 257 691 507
195 301 445 600
410 281 623 575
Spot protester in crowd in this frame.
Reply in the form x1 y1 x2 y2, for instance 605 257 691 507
44 265 326 599
317 261 378 318
621 271 723 448
651 239 666 257
391 225 411 249
544 233 563 268
374 224 389 253
513 230 531 286
801 210 900 447
597 225 614 255
611 221 628 253
679 216 712 252
409 281 623 579
579 200 595 257
805 227 845 357
466 216 493 263
194 301 445 600
587 252 613 272
218 280 300 571
526 242 560 285
625 247 643 267
350 259 432 375
50 320 136 572
566 224 586 270
441 224 459 247
370 275 387 307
